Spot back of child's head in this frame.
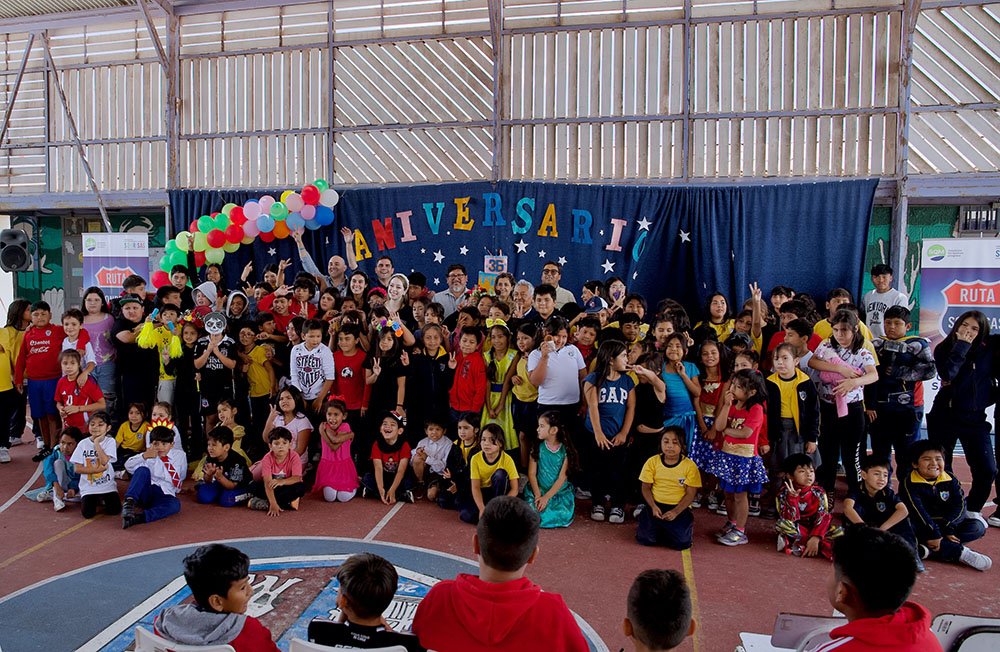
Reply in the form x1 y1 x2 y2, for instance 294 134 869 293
336 553 398 620
149 425 175 445
785 318 813 338
833 526 916 615
782 452 814 476
477 496 539 572
207 426 234 447
183 543 250 611
268 426 293 443
627 569 692 651
909 439 944 461
860 456 891 473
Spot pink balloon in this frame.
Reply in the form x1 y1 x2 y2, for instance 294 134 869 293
301 204 317 220
243 201 261 220
258 195 275 213
243 220 260 238
285 192 304 213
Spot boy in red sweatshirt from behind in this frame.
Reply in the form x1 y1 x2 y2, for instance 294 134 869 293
155 543 279 652
14 302 65 461
808 525 941 651
412 496 588 652
448 328 486 419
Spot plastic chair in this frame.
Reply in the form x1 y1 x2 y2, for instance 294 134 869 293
289 639 408 652
931 614 1000 652
134 626 237 652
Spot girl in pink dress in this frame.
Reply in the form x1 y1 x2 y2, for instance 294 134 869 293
314 398 358 502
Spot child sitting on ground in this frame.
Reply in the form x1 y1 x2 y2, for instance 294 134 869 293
71 410 121 519
524 410 576 529
900 440 991 571
412 496 589 652
248 427 306 516
437 413 480 510
775 453 842 559
122 425 187 529
362 412 414 505
843 457 923 571
624 569 696 652
637 427 701 550
314 398 358 503
410 417 453 501
154 543 279 651
462 423 519 524
30 426 84 512
195 426 251 508
114 402 148 472
810 526 942 651
307 553 424 651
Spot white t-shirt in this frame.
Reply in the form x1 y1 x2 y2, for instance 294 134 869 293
276 413 313 465
70 436 118 497
62 338 97 368
124 447 188 497
527 345 586 406
862 288 908 337
290 342 336 400
813 342 876 405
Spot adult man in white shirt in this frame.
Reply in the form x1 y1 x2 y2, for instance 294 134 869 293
863 264 908 338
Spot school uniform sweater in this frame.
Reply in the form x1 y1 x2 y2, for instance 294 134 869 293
765 368 820 443
900 470 967 541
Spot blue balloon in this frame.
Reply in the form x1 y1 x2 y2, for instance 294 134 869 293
286 212 305 230
315 205 334 226
304 217 322 230
257 215 276 233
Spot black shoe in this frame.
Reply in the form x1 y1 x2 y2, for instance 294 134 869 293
403 489 416 504
122 511 145 530
31 447 52 463
748 496 761 517
121 497 136 521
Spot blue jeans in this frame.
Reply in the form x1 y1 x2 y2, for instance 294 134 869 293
459 469 510 524
125 467 181 523
91 362 117 418
195 481 251 507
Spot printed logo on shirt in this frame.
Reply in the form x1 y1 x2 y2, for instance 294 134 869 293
297 352 327 392
876 501 886 512
939 490 950 502
798 390 807 401
341 367 354 379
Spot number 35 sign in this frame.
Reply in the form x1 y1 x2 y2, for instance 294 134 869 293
478 255 509 291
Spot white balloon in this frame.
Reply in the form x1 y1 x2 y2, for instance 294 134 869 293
319 189 340 208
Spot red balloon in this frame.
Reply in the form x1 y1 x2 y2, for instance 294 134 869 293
211 212 220 218
189 220 200 233
229 206 246 226
225 224 244 244
301 185 320 206
259 231 275 243
206 229 226 249
194 251 207 267
152 270 170 288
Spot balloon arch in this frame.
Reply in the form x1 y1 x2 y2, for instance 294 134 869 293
151 179 340 288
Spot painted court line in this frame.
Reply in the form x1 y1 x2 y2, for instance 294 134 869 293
0 463 42 515
682 549 702 652
363 502 405 541
0 515 97 571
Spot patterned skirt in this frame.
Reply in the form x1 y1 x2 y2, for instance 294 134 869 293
688 416 717 471
708 451 769 494
664 411 700 454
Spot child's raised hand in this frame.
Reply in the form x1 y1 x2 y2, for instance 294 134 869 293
447 352 457 369
748 281 762 303
400 350 410 367
783 478 798 495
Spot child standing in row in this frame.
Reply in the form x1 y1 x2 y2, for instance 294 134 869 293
482 321 517 453
511 323 540 469
15 301 64 461
524 410 576 528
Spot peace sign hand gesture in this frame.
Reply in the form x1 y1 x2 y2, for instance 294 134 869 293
447 351 457 369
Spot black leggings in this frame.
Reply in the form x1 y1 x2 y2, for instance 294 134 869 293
817 400 864 496
82 491 122 519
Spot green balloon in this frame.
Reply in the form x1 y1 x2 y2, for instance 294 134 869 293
270 202 288 220
313 179 329 192
193 231 208 252
159 256 173 273
197 215 213 233
164 240 179 254
214 214 230 230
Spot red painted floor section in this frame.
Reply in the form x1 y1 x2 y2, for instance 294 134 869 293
3 430 1000 652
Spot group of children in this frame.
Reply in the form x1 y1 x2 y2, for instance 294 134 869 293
2 258 993 573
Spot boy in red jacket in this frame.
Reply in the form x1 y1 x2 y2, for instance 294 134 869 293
14 302 65 461
412 496 588 652
808 525 941 651
448 328 487 416
155 543 279 652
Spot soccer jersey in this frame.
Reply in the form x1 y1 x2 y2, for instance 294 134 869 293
639 455 702 505
54 376 104 429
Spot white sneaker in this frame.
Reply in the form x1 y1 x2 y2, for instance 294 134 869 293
35 436 44 450
967 511 989 530
35 488 52 503
959 547 992 572
0 447 9 463
608 507 625 524
52 494 66 512
8 435 22 446
633 504 645 519
988 512 1000 528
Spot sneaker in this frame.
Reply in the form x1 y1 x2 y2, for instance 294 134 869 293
31 447 52 463
718 528 749 547
714 504 728 516
777 535 786 552
761 504 778 519
608 507 625 524
360 487 371 499
35 436 44 450
34 488 53 503
114 470 128 481
715 521 736 539
706 492 719 511
248 497 270 511
121 497 136 520
575 487 592 500
412 483 427 500
590 505 606 522
988 511 1000 528
633 504 645 519
918 544 930 560
122 511 145 530
52 494 66 512
748 496 761 517
8 435 22 446
403 489 416 504
691 492 703 509
959 547 993 572
0 447 9 463
915 557 926 573
967 511 989 530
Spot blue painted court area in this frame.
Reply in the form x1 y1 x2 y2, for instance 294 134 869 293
0 537 605 652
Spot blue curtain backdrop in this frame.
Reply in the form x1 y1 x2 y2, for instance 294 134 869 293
168 179 876 319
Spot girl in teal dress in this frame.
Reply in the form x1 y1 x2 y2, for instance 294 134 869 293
524 409 577 528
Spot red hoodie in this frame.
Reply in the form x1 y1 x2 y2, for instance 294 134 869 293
808 602 941 651
412 574 588 652
449 350 487 413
